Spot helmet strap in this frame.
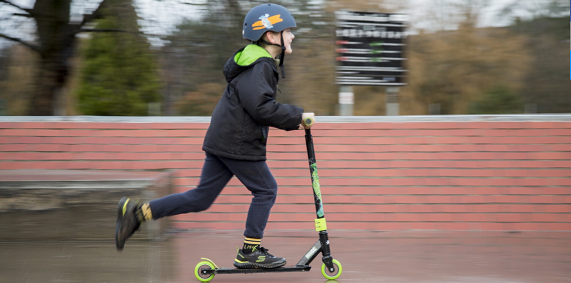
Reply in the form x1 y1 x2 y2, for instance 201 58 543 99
278 31 286 78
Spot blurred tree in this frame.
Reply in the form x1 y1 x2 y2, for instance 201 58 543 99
0 47 10 115
514 17 570 113
398 0 531 115
498 0 569 21
175 83 224 116
76 0 161 116
0 0 201 116
0 0 116 115
0 45 36 115
468 84 523 114
500 0 571 113
326 0 409 13
0 49 8 81
159 0 245 116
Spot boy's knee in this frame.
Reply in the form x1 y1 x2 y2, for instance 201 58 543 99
266 182 278 195
250 186 277 202
261 186 278 201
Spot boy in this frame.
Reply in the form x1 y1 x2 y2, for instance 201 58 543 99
115 3 314 269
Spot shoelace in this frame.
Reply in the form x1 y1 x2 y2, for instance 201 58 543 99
259 247 275 258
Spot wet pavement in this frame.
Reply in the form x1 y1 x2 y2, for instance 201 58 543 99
1 230 570 283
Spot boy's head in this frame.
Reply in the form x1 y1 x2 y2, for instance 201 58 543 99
243 3 296 55
243 3 296 77
242 3 296 42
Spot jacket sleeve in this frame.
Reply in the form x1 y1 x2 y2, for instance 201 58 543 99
236 61 304 131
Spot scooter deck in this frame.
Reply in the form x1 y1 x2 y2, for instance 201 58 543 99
204 265 311 275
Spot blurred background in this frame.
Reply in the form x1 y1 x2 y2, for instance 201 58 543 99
0 0 569 117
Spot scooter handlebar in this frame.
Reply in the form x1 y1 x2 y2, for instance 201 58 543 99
301 113 315 129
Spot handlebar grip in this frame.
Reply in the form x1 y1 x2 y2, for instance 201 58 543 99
304 116 315 127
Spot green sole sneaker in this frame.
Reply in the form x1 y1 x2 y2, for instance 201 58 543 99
233 247 287 269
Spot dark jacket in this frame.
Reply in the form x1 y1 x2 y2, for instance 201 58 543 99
202 45 304 161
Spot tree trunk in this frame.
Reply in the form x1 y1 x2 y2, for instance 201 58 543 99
26 0 74 116
29 55 69 115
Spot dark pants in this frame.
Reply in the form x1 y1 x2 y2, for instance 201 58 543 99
149 152 278 239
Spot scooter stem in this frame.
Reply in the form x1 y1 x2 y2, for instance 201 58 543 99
304 128 324 219
304 128 335 272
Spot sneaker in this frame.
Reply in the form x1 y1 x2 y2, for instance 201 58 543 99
115 197 141 251
234 247 286 269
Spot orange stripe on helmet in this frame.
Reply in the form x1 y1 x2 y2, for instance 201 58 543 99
252 14 284 30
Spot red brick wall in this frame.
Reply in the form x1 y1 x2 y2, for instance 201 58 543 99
1 117 570 231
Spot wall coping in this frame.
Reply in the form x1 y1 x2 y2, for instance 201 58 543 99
1 114 571 123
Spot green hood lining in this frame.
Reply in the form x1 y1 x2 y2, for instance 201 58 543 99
234 44 272 66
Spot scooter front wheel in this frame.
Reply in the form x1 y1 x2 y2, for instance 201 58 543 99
321 259 342 280
194 261 215 282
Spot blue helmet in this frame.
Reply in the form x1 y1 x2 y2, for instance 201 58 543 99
243 3 297 42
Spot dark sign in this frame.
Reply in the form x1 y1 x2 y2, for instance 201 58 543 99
335 11 408 86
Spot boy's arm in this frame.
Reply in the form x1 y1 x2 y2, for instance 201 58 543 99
238 62 303 130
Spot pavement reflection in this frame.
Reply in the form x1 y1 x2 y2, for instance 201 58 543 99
1 230 570 283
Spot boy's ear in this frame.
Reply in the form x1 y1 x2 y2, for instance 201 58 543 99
264 31 278 44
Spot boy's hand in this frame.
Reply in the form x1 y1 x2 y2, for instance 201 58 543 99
300 112 315 129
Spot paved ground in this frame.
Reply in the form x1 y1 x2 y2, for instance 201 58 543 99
1 230 570 283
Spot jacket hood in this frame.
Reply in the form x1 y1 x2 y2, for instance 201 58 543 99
223 44 275 83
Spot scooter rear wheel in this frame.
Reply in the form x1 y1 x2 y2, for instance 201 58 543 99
321 259 342 280
194 261 215 282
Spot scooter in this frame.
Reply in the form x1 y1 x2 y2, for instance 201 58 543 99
194 120 343 282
